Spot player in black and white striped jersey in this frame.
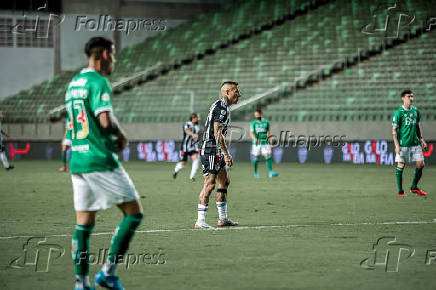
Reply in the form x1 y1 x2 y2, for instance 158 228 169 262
195 81 241 230
173 113 201 181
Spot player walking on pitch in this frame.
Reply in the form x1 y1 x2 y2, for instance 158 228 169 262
67 37 143 290
250 109 278 178
173 113 201 181
195 81 241 229
392 89 427 197
0 111 14 170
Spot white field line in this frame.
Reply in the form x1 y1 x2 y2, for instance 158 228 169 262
0 220 435 240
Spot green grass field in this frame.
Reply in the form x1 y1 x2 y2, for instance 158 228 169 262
1 161 435 290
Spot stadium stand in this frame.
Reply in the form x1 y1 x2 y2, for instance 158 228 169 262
0 0 435 123
266 29 436 122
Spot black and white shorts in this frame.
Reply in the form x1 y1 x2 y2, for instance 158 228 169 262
179 150 199 162
201 153 226 176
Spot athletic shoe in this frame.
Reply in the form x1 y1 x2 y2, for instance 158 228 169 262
94 270 124 290
172 172 177 179
194 222 214 230
217 219 239 227
410 188 427 197
269 172 279 178
75 286 95 290
190 177 196 182
397 192 407 197
5 165 14 171
59 166 67 172
254 173 259 178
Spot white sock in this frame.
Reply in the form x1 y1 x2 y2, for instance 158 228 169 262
197 204 208 224
190 158 200 179
216 202 227 221
75 275 91 288
102 260 118 276
0 152 9 168
174 162 185 173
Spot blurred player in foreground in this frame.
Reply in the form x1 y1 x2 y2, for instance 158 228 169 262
173 113 201 181
194 81 240 229
67 37 143 290
392 89 427 197
250 109 278 178
0 111 14 170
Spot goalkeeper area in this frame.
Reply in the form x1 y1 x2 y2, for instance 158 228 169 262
1 161 435 289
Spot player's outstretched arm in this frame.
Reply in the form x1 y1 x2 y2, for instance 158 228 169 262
214 121 232 166
99 111 128 153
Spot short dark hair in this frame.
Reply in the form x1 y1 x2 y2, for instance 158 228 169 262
221 81 238 88
84 37 114 58
255 108 262 114
190 112 198 121
401 89 413 97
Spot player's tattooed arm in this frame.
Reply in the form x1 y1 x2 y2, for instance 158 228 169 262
392 125 400 154
214 121 233 166
99 111 128 152
416 123 427 150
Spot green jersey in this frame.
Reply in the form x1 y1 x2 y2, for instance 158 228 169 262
65 68 120 173
392 105 421 147
250 118 270 145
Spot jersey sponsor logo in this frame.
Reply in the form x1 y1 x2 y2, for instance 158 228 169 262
68 78 87 88
71 144 90 152
404 116 416 126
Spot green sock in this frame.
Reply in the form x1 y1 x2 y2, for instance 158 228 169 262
253 158 259 174
266 156 273 173
108 213 143 263
395 167 404 193
61 151 67 167
72 224 94 276
411 167 423 190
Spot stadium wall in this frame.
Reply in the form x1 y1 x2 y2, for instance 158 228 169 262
4 139 436 165
3 121 436 141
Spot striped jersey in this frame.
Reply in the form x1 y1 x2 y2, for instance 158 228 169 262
181 121 200 152
201 98 230 155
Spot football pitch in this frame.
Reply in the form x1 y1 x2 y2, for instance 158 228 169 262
1 161 435 290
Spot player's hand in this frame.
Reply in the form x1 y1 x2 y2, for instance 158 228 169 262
192 134 199 140
115 135 128 153
395 145 400 154
224 153 233 167
421 140 427 151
